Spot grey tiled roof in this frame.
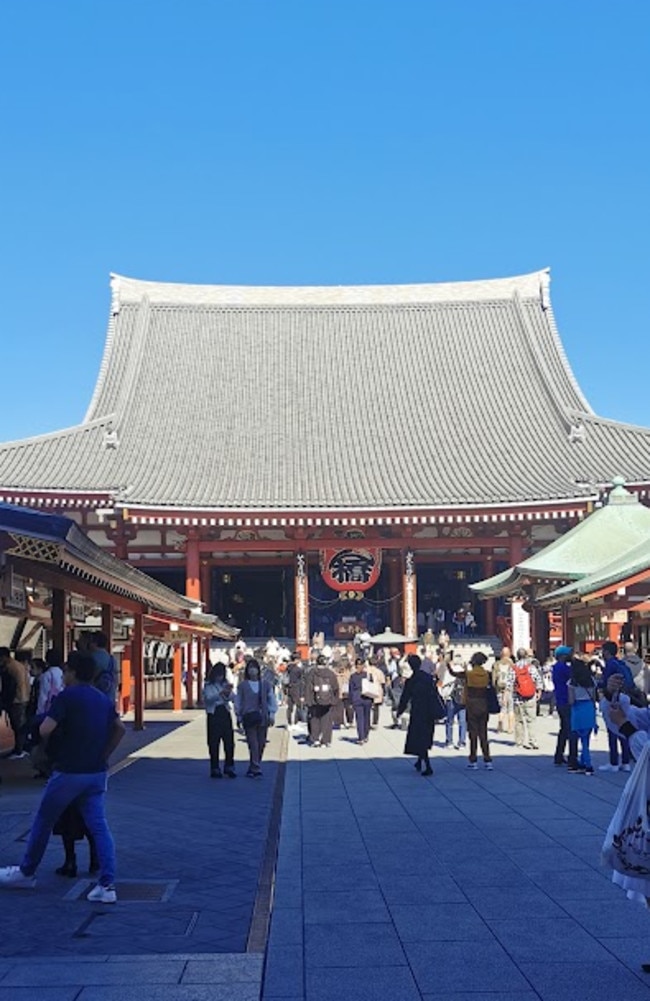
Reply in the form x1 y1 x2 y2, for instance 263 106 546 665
1 270 649 510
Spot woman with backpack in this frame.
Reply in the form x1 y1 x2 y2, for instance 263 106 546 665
508 649 543 749
234 659 277 778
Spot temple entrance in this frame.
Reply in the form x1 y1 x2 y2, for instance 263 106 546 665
308 564 393 641
211 567 294 637
417 561 485 634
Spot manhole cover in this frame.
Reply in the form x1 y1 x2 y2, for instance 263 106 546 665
65 879 177 903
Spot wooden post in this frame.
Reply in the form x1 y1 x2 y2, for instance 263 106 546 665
52 588 67 660
120 643 132 715
483 556 496 635
132 613 144 730
196 637 209 706
200 561 211 612
172 646 183 711
101 603 114 647
185 640 195 709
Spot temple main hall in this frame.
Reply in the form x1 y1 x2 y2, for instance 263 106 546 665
1 268 649 655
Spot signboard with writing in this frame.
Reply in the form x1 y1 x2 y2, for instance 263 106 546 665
320 548 382 592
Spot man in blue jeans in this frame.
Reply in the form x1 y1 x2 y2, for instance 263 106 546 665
0 651 125 902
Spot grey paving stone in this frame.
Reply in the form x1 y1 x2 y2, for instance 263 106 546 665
597 936 650 973
269 907 303 945
378 875 467 906
305 965 421 1001
420 995 539 1001
305 921 407 967
2 961 186 987
519 961 650 1001
526 868 621 900
404 938 531 993
463 885 567 920
390 903 495 942
304 889 391 924
263 943 303 997
489 917 614 963
302 862 379 891
181 957 263 982
0 989 80 1001
559 896 650 937
79 987 260 1001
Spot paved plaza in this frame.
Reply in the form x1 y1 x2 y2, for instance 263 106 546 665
1 708 650 1000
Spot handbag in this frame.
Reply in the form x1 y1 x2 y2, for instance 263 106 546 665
602 741 650 876
486 683 500 715
361 677 381 700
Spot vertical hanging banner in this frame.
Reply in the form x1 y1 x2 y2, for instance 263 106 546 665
511 599 531 652
320 548 382 591
403 549 418 639
295 552 310 645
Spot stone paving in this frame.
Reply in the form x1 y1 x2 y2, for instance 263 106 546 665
264 709 650 1001
3 705 650 1000
0 709 282 999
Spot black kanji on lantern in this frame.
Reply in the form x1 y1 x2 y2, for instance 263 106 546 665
327 549 375 585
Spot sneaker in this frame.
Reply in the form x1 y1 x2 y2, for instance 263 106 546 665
0 866 36 889
598 764 620 772
224 768 236 779
567 765 581 773
621 764 632 773
8 751 28 760
210 767 223 779
467 762 478 770
87 883 117 904
484 762 494 770
584 767 594 775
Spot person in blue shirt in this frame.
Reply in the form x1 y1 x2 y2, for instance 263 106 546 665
598 640 633 772
0 651 125 902
552 645 579 769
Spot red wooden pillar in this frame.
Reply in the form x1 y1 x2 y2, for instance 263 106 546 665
52 588 67 660
200 561 211 612
388 556 401 632
294 553 310 658
172 646 183 711
132 613 144 730
509 532 524 568
483 555 496 635
185 532 201 601
120 643 132 715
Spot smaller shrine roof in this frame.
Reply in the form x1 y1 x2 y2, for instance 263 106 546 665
471 479 650 599
0 503 211 624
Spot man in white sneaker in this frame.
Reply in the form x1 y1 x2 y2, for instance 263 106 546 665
0 651 125 902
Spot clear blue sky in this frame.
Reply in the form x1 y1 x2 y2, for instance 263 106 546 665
1 0 648 441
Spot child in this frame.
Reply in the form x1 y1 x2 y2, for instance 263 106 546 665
567 659 597 774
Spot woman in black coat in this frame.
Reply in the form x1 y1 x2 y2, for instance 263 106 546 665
397 654 444 776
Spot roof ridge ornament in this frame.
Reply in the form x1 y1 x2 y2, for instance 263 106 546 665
568 422 586 443
608 476 637 505
539 268 551 310
103 423 120 450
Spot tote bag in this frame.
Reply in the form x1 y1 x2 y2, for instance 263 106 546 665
602 741 650 877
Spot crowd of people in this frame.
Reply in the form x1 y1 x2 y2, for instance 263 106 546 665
207 634 650 779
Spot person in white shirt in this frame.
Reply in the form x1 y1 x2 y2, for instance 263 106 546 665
37 649 65 716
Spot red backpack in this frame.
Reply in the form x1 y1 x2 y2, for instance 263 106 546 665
513 664 536 699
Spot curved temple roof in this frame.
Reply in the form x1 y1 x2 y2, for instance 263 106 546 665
0 269 649 511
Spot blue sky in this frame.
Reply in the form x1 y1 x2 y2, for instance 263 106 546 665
1 0 648 441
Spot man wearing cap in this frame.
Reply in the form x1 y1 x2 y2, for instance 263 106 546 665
552 646 579 769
